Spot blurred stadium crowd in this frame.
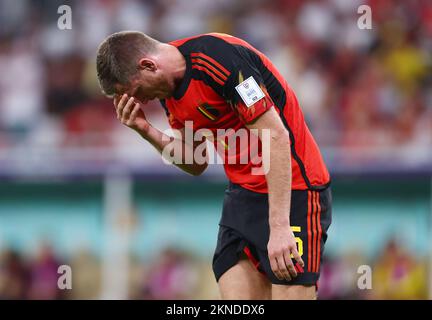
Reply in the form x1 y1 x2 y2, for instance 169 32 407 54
0 0 431 300
0 0 430 167
0 238 428 299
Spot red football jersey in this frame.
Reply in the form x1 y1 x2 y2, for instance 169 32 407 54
160 33 330 193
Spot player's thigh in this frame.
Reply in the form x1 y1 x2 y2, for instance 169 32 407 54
272 284 316 300
218 255 271 300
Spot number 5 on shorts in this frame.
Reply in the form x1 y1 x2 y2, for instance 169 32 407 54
290 226 303 258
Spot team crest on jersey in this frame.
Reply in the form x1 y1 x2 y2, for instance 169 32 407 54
196 103 220 121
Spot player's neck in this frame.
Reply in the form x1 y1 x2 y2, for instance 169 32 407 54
161 43 187 86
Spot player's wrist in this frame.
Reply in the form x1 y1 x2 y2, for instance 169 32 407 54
133 123 152 139
269 215 290 229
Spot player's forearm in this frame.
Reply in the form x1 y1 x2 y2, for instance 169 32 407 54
266 129 292 228
135 125 208 176
135 124 171 154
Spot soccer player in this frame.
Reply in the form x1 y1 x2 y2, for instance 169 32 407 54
96 31 332 300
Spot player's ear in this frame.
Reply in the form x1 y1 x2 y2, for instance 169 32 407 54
138 58 157 72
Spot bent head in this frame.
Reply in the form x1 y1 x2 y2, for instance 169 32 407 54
96 31 176 102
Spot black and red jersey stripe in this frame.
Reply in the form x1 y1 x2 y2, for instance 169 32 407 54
191 52 231 84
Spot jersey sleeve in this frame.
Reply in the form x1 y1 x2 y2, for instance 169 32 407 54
192 35 275 124
159 99 184 130
222 53 275 124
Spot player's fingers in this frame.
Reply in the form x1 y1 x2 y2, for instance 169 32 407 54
269 257 283 281
114 96 120 118
121 97 136 123
291 247 304 268
128 103 141 125
114 94 123 119
116 94 128 119
284 251 297 278
276 256 291 281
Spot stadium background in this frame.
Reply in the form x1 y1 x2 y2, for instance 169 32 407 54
0 0 431 299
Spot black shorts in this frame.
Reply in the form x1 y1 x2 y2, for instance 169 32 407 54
212 183 332 286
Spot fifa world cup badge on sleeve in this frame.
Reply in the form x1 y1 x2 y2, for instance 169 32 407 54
235 76 265 107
